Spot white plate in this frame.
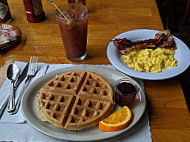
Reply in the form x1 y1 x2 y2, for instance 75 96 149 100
21 66 146 141
107 29 190 80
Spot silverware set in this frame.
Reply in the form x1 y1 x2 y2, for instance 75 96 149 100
0 56 38 117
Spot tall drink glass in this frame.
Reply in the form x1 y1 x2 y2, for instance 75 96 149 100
55 4 88 61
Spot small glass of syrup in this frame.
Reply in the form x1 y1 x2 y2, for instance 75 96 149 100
115 78 140 107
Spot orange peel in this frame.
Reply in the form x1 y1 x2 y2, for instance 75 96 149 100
99 106 133 132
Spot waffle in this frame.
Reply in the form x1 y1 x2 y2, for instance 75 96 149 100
36 71 114 130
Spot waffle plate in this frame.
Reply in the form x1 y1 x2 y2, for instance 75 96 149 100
21 66 146 141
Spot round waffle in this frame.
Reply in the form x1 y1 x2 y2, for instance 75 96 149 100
36 71 114 130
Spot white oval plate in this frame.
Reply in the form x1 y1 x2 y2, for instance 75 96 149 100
21 66 146 141
107 29 190 80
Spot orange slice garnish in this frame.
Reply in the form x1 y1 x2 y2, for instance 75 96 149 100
99 106 133 131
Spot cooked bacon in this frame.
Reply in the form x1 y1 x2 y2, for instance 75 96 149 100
158 41 177 49
112 30 177 55
113 38 134 50
133 39 155 45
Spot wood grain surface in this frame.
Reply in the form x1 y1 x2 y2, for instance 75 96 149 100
0 0 189 141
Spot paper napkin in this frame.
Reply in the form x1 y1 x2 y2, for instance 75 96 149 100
0 61 49 123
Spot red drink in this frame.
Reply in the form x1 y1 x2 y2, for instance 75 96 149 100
55 4 88 61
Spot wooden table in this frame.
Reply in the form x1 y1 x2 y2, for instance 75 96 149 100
0 0 189 141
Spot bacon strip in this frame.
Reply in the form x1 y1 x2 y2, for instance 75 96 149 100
113 30 177 55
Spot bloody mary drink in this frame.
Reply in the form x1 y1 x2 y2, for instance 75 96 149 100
55 4 88 61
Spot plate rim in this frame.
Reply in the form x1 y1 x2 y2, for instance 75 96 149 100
21 66 147 141
107 29 190 80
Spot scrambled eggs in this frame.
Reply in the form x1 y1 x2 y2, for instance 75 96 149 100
121 48 178 73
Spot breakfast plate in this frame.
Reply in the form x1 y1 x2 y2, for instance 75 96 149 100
21 66 146 141
107 29 190 80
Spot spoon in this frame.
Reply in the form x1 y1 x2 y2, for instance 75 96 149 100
7 63 20 112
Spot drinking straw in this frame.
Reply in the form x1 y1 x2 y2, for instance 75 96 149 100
48 0 68 19
75 0 79 18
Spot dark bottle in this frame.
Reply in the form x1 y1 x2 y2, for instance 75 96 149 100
23 0 45 23
0 0 13 23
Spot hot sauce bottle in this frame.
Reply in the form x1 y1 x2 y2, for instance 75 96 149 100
23 0 45 23
0 0 13 23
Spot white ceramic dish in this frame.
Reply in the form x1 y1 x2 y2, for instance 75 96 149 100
107 29 190 80
21 66 146 141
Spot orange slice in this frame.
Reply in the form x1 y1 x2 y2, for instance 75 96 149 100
99 106 133 131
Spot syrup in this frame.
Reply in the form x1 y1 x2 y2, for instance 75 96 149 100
115 79 139 107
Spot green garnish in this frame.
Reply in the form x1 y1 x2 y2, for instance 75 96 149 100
67 19 74 25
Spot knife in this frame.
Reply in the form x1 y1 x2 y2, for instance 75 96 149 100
14 63 29 88
0 63 29 118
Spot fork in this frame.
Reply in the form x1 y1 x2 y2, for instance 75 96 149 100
9 56 38 114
